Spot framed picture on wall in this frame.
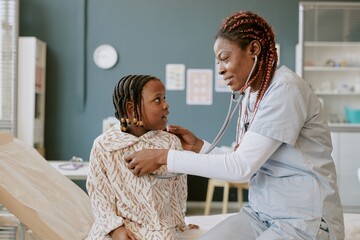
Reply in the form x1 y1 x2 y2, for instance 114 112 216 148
186 69 213 105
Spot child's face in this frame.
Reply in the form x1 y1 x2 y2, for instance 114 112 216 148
139 79 169 133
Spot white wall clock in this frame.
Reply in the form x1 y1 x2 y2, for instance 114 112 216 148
93 44 118 69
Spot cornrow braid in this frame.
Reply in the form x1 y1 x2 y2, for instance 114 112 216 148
112 74 160 132
216 11 278 107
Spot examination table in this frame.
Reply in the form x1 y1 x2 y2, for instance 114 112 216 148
1 133 360 240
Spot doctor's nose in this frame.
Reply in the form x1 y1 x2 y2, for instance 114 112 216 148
218 64 225 75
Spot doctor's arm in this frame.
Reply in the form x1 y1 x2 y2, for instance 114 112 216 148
124 125 203 175
126 131 282 181
167 131 282 181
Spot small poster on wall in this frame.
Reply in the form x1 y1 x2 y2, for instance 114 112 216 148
165 64 185 90
186 69 213 105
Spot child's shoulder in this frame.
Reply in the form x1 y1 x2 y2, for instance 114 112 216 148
92 125 136 152
153 130 182 150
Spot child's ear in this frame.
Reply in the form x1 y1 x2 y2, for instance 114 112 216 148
126 101 134 117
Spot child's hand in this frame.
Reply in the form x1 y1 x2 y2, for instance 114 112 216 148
109 226 136 240
187 223 200 230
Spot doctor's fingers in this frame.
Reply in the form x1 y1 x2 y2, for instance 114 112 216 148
130 165 147 177
167 125 188 135
124 152 136 163
126 155 147 176
127 230 136 240
127 157 138 171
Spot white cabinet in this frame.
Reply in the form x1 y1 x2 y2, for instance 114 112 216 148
297 2 360 129
301 42 360 127
17 37 46 156
298 2 360 211
331 132 360 212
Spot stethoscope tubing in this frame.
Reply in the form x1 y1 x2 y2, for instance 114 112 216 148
204 93 243 154
204 55 257 154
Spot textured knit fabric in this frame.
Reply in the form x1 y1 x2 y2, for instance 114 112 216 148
86 124 187 240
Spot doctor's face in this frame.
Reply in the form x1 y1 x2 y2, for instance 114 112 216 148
214 37 255 92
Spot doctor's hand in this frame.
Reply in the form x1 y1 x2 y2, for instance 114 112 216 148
167 125 204 153
109 226 136 240
125 149 168 177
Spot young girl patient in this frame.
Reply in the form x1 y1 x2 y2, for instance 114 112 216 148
86 75 197 240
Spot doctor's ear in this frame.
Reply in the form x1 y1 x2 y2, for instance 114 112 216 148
249 40 261 58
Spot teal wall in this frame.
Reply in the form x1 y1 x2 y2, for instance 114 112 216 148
19 0 358 201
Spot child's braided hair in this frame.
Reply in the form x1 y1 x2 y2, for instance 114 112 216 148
112 75 160 131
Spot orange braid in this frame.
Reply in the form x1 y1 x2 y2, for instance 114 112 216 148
216 11 278 108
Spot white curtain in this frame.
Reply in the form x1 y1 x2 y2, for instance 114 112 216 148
0 0 18 135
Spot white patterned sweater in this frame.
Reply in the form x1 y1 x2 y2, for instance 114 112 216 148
86 124 187 240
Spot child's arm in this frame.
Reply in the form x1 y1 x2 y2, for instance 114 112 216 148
86 143 125 239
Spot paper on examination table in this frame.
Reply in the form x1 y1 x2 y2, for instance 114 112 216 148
0 133 94 240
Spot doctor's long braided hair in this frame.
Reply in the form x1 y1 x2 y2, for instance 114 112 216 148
216 11 278 108
112 74 159 132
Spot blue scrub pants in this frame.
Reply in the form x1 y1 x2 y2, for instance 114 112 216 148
199 205 329 240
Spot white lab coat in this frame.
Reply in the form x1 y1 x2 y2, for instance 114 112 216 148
248 66 344 239
168 66 344 239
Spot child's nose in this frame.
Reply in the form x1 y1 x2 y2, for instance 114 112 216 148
163 102 169 109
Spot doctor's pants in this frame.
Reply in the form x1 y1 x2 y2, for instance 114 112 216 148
199 205 329 240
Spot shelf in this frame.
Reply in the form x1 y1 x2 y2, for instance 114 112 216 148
304 41 360 47
304 66 360 71
314 92 360 96
329 123 360 132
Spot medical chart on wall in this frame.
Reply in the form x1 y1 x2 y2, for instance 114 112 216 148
165 64 185 90
186 69 213 105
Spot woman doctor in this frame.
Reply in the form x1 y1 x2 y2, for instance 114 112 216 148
125 11 344 240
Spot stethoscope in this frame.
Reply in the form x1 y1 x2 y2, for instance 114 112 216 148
58 156 84 170
152 55 258 179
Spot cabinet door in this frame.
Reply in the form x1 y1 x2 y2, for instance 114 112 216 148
332 132 360 211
